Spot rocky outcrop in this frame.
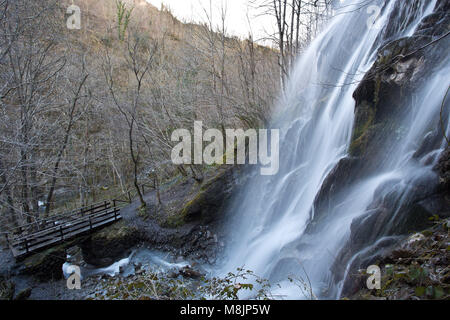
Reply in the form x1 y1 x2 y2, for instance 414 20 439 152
176 166 239 226
129 166 246 263
19 244 67 281
316 1 450 297
80 221 140 267
312 157 360 224
14 287 32 300
0 276 15 300
343 219 450 300
315 1 450 233
434 146 450 192
349 0 449 166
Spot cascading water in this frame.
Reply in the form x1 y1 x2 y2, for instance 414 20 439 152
219 0 448 299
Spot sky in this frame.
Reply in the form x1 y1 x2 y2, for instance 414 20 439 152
146 0 276 43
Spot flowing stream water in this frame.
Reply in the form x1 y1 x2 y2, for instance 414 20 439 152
219 0 449 299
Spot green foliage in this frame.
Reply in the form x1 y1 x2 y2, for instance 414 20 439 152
84 264 319 301
415 286 445 299
198 268 272 300
407 265 428 284
116 0 133 41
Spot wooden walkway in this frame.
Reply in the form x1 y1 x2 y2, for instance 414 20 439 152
4 200 124 259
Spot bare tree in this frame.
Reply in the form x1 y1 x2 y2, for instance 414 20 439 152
102 30 159 209
250 0 331 89
0 0 67 223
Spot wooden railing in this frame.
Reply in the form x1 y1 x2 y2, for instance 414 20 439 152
5 200 123 258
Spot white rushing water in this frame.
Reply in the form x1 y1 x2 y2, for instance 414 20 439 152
220 0 448 299
63 248 190 280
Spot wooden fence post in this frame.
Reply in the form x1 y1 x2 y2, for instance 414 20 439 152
24 238 29 253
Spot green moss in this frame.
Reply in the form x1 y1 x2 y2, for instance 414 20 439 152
137 205 149 221
374 74 382 108
349 102 376 156
166 192 205 228
93 221 134 241
0 277 15 300
165 213 185 228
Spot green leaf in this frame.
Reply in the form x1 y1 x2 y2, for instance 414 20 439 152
415 286 425 297
434 287 445 299
426 286 434 297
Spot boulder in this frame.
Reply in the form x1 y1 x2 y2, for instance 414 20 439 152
434 146 450 192
179 266 203 279
80 221 139 267
14 287 32 300
312 157 360 224
0 276 15 300
177 166 238 226
19 244 67 282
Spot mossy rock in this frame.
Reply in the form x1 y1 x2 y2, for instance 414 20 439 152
434 147 450 191
80 221 139 267
20 244 68 282
14 287 32 300
167 167 237 228
0 276 15 300
349 33 431 161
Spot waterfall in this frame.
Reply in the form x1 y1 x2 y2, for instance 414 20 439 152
219 0 448 299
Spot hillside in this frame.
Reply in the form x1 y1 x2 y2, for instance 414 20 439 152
0 0 280 230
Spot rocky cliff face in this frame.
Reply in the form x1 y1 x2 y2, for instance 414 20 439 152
321 0 450 297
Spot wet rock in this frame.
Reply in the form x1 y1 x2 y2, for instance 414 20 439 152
178 167 238 225
101 274 113 280
0 276 15 300
66 246 84 265
389 249 414 260
349 36 426 163
80 221 139 267
344 218 450 300
167 271 179 279
135 268 145 276
413 130 443 160
179 266 203 279
14 287 32 300
434 146 450 192
19 245 66 281
312 157 360 224
133 262 142 269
